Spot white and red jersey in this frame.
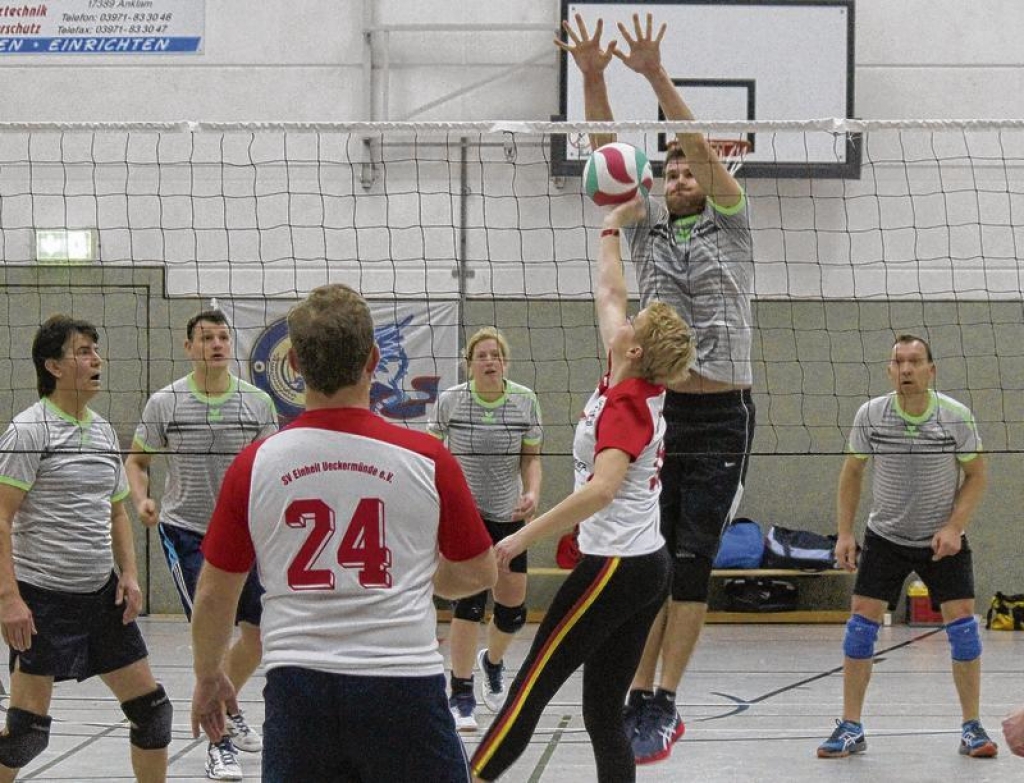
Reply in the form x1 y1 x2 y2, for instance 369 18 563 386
573 373 666 557
203 406 492 677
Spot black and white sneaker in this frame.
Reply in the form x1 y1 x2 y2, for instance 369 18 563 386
476 648 507 712
206 737 243 781
227 711 262 753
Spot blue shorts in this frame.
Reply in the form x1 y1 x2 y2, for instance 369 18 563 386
262 667 470 782
159 523 263 625
11 573 149 682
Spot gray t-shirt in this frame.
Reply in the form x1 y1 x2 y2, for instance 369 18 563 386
626 194 754 385
0 399 130 592
428 379 542 523
133 373 278 535
847 390 982 545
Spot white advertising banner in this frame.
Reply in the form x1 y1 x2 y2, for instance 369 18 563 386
0 0 204 54
225 299 460 427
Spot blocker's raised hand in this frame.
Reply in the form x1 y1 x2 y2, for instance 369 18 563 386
612 12 667 78
556 13 618 77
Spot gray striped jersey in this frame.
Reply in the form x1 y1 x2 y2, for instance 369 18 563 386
428 380 542 522
133 374 278 535
626 194 754 386
0 399 130 592
847 390 982 545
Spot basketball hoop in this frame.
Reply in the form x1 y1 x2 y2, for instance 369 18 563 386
709 138 751 176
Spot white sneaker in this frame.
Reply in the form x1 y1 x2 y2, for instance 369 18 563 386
477 648 507 712
449 692 478 732
227 711 263 753
206 738 243 781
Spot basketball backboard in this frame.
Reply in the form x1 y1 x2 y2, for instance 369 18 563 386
555 0 858 178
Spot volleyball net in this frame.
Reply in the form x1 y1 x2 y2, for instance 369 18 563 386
1 119 1023 457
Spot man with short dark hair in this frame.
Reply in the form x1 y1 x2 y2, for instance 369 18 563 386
0 315 170 783
190 284 497 782
126 308 277 781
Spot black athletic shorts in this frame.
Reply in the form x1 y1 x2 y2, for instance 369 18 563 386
11 572 149 682
659 389 756 561
482 516 527 574
853 528 975 609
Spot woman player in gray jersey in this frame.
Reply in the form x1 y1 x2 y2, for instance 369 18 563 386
0 316 170 782
429 328 542 731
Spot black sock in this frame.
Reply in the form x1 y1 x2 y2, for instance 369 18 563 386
653 688 676 710
451 675 474 695
627 689 654 708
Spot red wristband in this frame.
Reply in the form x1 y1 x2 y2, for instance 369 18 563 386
600 228 620 238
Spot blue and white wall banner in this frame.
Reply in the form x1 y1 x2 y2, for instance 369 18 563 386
225 299 459 427
0 0 204 55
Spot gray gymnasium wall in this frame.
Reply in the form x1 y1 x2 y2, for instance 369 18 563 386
1 269 1021 614
463 298 1024 616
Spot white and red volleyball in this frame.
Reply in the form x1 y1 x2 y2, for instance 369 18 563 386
583 142 654 206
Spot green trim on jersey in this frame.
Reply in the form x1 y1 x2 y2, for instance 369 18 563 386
187 372 238 405
709 189 747 217
133 435 159 453
42 396 93 427
0 475 31 492
671 214 699 243
937 393 983 461
892 389 938 429
468 378 510 409
937 394 980 429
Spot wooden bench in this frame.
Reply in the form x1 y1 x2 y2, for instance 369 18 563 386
522 566 855 624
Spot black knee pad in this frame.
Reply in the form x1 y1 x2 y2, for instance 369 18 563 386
121 684 173 750
0 707 51 769
452 590 487 623
492 602 527 634
670 551 714 602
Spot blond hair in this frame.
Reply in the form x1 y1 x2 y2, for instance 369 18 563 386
287 284 374 394
633 301 695 386
464 327 510 365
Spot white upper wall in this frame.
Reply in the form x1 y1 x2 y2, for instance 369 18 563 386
4 0 1024 122
3 1 1024 302
856 0 1024 118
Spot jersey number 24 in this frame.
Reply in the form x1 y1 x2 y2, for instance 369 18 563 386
285 498 393 590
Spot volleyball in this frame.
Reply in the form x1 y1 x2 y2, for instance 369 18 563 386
583 142 654 206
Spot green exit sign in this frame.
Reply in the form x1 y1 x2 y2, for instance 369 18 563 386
34 229 98 264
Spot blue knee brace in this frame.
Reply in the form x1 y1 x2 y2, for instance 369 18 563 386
945 616 982 662
843 614 881 660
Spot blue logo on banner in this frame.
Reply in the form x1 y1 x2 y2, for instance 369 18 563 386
250 315 439 422
250 319 304 421
370 315 440 420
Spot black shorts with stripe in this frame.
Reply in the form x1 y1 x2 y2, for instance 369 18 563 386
659 389 756 561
